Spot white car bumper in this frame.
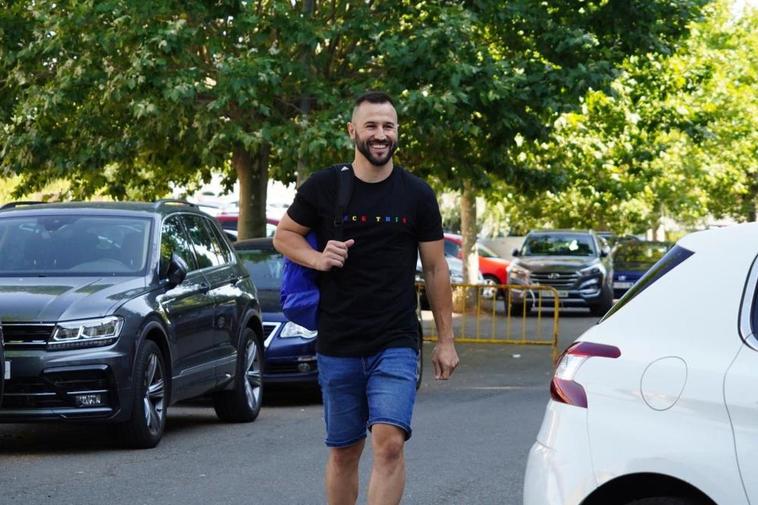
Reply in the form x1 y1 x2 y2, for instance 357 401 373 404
523 401 596 505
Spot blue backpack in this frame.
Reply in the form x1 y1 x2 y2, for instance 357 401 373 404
280 165 353 330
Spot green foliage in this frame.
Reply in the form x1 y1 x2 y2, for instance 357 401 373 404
506 0 758 234
0 0 707 238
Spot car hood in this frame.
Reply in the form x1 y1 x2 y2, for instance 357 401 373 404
515 256 597 272
258 288 283 313
0 276 147 323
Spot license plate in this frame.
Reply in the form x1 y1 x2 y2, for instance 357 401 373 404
4 360 9 380
556 290 569 298
614 282 633 289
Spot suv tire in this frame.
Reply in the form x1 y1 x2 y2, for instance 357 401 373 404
213 327 263 423
589 287 614 317
117 339 167 449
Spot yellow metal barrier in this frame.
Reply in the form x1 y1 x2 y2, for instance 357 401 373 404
417 283 560 362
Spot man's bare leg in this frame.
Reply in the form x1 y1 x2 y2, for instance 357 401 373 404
326 439 365 505
367 424 406 505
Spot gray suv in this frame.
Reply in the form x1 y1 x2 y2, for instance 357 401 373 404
508 229 614 316
0 201 263 448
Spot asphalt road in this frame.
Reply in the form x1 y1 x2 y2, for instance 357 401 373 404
0 313 597 505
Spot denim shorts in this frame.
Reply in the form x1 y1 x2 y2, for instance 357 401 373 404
317 347 418 448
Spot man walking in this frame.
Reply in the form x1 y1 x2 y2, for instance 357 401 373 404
274 91 459 505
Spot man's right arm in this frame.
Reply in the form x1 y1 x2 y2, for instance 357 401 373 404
273 214 354 272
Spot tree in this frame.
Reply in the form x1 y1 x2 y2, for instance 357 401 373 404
0 1 403 238
504 0 757 235
1 0 707 251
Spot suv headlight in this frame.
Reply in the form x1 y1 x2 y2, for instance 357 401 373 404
280 322 318 339
508 264 531 282
49 316 124 350
579 263 605 276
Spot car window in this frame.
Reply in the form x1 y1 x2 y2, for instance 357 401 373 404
237 248 282 290
522 234 596 257
160 216 199 273
602 245 694 321
444 240 460 257
613 241 670 269
183 215 226 269
0 214 151 276
205 218 236 265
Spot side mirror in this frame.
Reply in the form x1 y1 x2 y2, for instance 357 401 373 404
512 249 520 257
600 249 609 258
166 253 188 287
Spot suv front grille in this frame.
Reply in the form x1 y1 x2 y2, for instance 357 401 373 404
2 324 55 350
530 271 580 289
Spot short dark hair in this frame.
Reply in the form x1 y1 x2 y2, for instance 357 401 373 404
354 91 395 109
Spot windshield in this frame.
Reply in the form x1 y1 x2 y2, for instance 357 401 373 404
613 241 670 269
521 233 596 257
237 248 282 290
0 215 151 276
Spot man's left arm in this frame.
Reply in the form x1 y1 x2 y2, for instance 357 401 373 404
419 240 459 380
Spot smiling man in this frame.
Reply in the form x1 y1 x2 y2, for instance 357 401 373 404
274 91 459 505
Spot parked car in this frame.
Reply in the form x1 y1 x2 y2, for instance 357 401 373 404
508 229 613 316
443 233 510 291
0 200 263 448
236 238 425 389
523 223 758 505
234 238 319 386
612 240 671 298
415 255 488 309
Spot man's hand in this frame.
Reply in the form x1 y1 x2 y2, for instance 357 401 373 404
315 239 355 271
432 340 459 380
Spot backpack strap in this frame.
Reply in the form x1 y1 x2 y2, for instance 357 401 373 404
332 164 353 241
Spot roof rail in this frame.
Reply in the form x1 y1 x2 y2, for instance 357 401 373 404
153 199 198 210
0 201 46 210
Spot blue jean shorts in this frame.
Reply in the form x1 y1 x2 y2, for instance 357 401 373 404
317 347 418 448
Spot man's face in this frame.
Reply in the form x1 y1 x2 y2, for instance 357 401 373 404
348 101 399 167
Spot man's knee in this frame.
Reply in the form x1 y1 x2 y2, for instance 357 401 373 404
330 441 365 469
371 424 406 464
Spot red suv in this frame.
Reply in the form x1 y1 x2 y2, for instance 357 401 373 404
443 233 510 288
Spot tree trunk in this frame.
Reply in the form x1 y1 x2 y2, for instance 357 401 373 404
455 181 479 311
234 144 269 240
461 181 479 285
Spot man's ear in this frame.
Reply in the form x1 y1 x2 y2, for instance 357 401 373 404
347 122 355 138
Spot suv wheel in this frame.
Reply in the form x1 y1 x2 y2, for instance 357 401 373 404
213 327 263 422
118 339 167 449
589 287 614 317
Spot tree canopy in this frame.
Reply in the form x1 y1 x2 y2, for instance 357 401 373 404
1 0 708 243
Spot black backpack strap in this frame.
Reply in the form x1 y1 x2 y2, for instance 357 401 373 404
333 164 353 241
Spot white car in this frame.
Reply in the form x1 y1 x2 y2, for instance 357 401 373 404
524 223 758 505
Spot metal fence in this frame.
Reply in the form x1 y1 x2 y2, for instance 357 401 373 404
417 283 560 361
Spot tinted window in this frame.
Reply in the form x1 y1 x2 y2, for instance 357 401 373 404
613 241 670 270
160 216 198 273
205 219 235 264
602 245 694 321
237 248 282 290
522 233 596 257
184 215 225 268
0 215 151 276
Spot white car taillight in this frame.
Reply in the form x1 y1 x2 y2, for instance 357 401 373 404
550 342 620 408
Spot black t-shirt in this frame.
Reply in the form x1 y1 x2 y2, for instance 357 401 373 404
286 165 443 357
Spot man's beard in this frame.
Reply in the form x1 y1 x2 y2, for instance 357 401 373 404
353 135 398 166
